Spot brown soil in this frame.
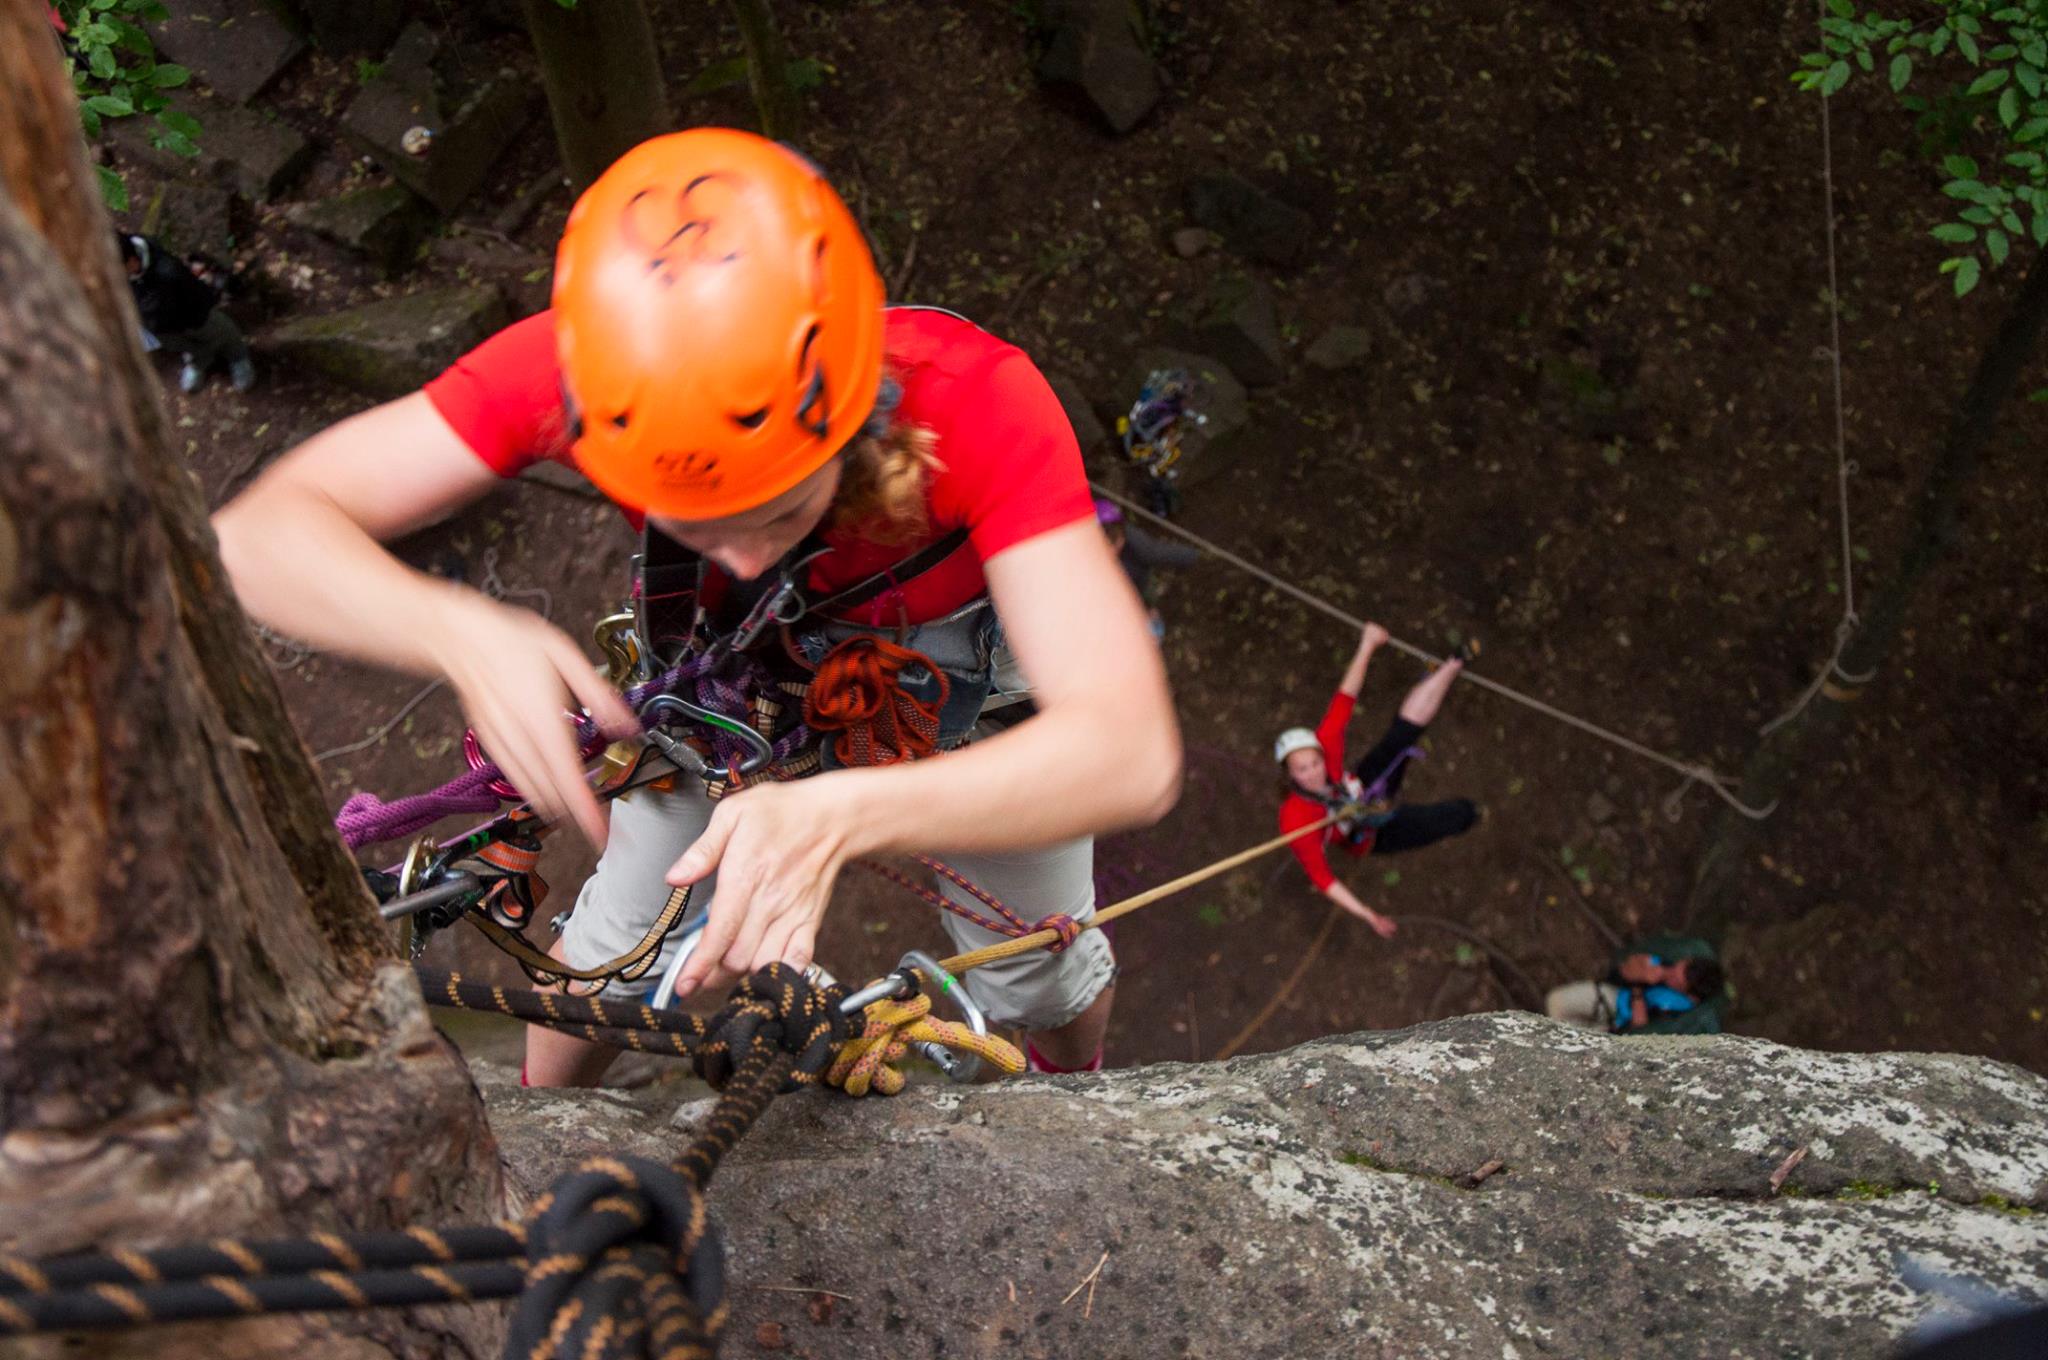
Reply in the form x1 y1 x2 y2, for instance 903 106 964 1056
130 0 2048 1079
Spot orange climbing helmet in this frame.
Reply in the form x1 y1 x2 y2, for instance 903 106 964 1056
553 128 886 520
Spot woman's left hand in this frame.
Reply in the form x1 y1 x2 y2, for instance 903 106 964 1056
663 779 860 999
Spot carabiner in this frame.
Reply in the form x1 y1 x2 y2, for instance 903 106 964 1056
639 692 774 779
894 950 990 1085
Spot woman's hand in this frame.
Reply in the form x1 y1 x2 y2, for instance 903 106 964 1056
1361 622 1390 653
427 593 639 848
662 778 859 998
1327 880 1399 938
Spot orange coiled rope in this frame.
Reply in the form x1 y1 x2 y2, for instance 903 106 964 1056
803 636 950 767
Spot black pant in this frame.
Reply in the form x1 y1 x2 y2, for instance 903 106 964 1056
1349 717 1478 856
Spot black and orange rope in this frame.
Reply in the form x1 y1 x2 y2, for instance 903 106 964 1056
0 965 852 1358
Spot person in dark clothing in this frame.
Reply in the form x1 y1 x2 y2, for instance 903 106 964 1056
117 231 255 394
1095 498 1199 638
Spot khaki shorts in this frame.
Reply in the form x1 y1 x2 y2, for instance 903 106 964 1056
558 776 1114 1031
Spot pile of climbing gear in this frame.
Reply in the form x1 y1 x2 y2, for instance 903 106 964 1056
1118 368 1206 517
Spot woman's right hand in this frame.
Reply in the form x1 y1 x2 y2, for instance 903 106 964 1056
426 593 640 848
1360 622 1391 653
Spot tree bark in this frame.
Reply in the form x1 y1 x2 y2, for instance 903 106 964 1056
727 0 800 142
519 0 671 192
1685 244 2048 938
0 13 507 1359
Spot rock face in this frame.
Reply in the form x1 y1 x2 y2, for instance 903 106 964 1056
258 286 508 395
1036 0 1163 135
341 22 537 216
481 1013 2048 1359
1186 272 1284 387
115 93 312 201
285 182 432 276
149 0 305 105
1185 171 1313 267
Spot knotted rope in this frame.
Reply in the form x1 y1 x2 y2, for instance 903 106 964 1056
803 636 948 767
824 991 1025 1097
0 966 853 1358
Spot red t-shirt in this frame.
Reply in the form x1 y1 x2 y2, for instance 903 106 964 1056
423 306 1093 623
1279 690 1373 892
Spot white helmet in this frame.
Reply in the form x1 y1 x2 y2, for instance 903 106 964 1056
1273 727 1320 763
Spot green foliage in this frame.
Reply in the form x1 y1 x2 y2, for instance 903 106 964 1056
684 53 833 98
55 0 198 211
1799 0 2048 294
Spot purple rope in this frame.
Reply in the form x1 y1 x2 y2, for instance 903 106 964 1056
334 658 711 850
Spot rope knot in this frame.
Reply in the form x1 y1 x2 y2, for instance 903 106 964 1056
1037 913 1085 954
695 964 852 1090
822 993 1025 1098
804 636 948 767
509 1155 723 1359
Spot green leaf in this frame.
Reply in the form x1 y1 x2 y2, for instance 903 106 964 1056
2002 85 2022 125
2026 38 2048 68
2030 388 2048 402
2005 150 2043 169
1826 0 1853 16
1958 28 1980 62
1944 153 1980 178
155 129 198 157
1932 222 1977 242
2003 208 2025 233
83 93 132 116
1857 47 1873 72
87 44 116 78
1890 53 1912 90
2018 116 2048 143
1955 256 1982 295
1821 59 1851 95
1968 67 2010 95
79 105 102 138
2033 209 2048 246
682 54 749 96
1988 227 2011 264
94 162 128 212
2019 63 2043 98
1381 869 1401 887
158 108 200 137
151 63 190 87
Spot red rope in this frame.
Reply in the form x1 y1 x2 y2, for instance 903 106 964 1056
803 636 948 767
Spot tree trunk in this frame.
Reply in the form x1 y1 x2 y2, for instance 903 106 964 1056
0 13 507 1359
520 0 670 192
728 0 800 141
1685 244 2048 938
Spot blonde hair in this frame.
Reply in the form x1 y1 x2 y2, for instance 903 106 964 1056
827 418 941 546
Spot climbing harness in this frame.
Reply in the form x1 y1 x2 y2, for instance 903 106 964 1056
1087 482 1778 821
1290 746 1421 843
1118 368 1206 517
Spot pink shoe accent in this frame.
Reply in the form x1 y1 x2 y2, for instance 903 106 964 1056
519 1062 531 1088
1026 1042 1104 1074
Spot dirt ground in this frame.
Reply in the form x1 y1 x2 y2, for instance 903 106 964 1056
136 0 2047 1079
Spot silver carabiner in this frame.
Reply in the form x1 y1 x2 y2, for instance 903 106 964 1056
639 692 774 779
898 950 988 1085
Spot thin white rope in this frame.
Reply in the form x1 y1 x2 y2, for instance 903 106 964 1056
1091 483 1777 820
304 546 553 764
1763 2 1877 737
